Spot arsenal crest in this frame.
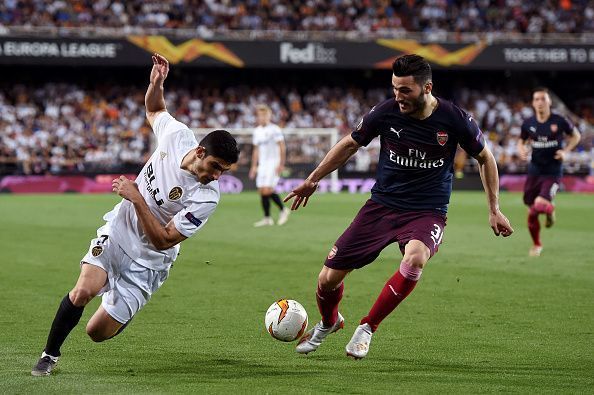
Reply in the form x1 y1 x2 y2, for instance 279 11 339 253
550 124 558 133
436 131 448 146
327 245 338 260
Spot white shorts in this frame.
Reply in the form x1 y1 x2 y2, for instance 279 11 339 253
81 227 169 324
256 166 280 188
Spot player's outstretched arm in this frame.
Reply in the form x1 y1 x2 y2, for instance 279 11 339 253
474 147 514 237
284 135 360 210
145 53 170 128
112 176 187 250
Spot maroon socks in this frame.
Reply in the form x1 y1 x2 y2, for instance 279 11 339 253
361 261 422 332
316 282 344 327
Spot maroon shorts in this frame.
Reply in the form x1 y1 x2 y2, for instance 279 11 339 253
324 199 447 270
523 175 560 205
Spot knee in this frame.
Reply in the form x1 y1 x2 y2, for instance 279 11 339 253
402 251 429 269
317 269 343 291
533 200 553 214
86 323 109 343
69 287 96 307
317 271 332 291
86 319 120 343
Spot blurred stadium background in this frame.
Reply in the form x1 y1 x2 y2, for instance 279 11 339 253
0 0 593 192
1 1 593 393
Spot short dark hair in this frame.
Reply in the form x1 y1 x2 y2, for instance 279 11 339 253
533 86 549 95
200 129 240 164
392 54 432 86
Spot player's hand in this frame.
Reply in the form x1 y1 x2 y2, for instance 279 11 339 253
518 149 529 161
112 176 141 202
554 150 566 161
283 179 319 210
150 53 169 86
489 210 514 237
248 167 257 180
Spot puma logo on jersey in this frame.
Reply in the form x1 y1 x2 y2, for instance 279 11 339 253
390 127 403 137
529 126 536 132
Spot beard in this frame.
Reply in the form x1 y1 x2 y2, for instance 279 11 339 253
398 91 426 115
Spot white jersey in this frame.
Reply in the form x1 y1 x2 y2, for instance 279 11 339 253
253 123 284 166
103 111 219 271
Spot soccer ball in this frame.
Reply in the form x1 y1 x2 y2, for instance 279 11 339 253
265 299 308 342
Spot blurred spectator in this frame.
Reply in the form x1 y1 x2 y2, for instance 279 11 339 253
1 0 592 35
0 81 591 176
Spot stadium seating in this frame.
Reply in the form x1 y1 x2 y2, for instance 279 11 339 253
1 0 592 34
0 81 590 176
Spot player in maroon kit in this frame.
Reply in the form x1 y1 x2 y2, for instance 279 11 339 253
284 54 514 359
518 87 581 257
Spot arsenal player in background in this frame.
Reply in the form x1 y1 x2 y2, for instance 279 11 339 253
518 87 581 257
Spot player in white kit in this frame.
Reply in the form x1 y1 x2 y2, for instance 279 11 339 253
249 104 290 226
32 54 240 376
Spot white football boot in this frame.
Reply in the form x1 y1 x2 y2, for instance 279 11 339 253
253 217 274 227
277 208 291 226
296 312 344 354
345 323 373 359
529 245 543 257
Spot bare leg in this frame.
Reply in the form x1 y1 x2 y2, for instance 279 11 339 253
86 306 124 342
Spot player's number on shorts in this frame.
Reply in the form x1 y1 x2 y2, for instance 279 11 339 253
96 235 108 245
430 224 442 248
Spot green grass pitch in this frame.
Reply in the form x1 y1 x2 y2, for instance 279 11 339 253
0 191 592 393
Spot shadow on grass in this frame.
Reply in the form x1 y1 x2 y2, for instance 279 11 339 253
16 353 591 393
366 355 592 389
115 355 320 379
